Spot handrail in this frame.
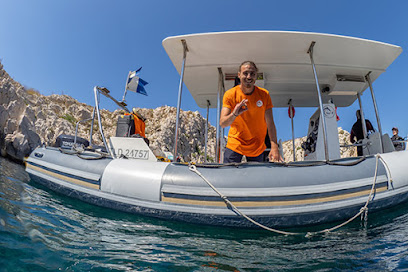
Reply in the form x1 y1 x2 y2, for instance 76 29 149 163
340 143 368 148
91 86 133 158
392 140 408 143
93 87 112 157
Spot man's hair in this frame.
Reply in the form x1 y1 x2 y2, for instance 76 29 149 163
239 61 258 72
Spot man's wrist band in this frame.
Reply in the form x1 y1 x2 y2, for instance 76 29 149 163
233 113 238 117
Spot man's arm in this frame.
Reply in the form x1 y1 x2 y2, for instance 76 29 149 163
350 129 355 143
220 107 235 128
265 108 282 162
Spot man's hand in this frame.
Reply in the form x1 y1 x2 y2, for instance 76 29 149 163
232 99 248 116
268 147 283 162
220 99 249 128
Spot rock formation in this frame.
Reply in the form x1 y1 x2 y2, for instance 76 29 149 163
0 61 217 162
0 61 356 163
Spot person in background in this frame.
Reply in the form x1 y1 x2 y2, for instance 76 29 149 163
391 127 405 151
220 61 282 163
350 110 375 156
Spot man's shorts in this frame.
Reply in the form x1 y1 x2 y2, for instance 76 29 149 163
223 148 264 163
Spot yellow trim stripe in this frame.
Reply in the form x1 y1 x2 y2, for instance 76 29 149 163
26 163 100 190
161 186 388 207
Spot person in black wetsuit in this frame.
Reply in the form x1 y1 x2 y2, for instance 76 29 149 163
350 110 375 156
391 127 405 151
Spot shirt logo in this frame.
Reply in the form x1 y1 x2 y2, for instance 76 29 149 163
256 100 263 107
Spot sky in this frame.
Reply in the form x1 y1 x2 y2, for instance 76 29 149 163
1 0 408 142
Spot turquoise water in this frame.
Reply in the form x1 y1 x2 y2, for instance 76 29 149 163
1 157 408 271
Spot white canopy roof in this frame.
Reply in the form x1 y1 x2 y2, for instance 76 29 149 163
162 31 402 108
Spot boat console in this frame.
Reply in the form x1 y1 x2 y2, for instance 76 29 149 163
302 103 340 161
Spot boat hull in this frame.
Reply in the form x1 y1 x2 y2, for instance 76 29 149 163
25 146 408 229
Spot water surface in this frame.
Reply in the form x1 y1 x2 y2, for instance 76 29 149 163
1 157 408 271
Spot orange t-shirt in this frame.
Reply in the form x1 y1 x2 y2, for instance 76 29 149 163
124 113 146 138
133 114 146 138
223 85 273 157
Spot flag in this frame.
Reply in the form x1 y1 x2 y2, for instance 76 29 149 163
126 67 148 96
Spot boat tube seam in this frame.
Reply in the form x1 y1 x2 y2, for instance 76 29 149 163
161 186 387 207
161 176 388 197
162 182 388 201
26 156 102 181
26 161 100 189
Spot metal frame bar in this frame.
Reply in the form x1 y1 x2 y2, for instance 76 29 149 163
204 100 210 163
74 117 93 148
365 72 384 153
216 67 225 163
357 93 368 139
308 41 329 161
173 39 188 161
89 107 96 146
288 100 296 161
121 71 131 102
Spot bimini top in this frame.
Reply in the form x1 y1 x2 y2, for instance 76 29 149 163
162 31 402 108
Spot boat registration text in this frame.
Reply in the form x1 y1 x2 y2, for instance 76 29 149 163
116 148 149 160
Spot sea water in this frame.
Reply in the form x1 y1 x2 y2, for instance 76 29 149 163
1 156 408 271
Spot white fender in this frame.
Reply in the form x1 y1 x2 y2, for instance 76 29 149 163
101 159 169 201
379 151 408 189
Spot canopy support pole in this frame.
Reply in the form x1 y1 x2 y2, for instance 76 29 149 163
308 41 329 161
366 72 384 153
173 39 188 161
289 100 296 161
204 100 210 163
216 68 225 163
357 93 368 139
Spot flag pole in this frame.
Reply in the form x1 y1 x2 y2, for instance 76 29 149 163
122 71 131 102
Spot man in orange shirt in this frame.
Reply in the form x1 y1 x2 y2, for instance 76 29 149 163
220 61 281 163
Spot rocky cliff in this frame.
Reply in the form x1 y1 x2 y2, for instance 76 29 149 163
0 61 356 162
0 61 218 162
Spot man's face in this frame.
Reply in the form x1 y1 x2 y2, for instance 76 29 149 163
393 129 398 136
238 64 257 89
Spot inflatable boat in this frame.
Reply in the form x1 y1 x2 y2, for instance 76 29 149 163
25 31 408 232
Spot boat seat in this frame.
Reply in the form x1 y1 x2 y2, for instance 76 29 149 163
382 133 395 153
363 132 395 155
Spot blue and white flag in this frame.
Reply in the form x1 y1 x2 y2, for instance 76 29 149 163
126 67 148 96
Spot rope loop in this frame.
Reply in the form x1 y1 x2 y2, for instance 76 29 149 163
189 164 197 172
